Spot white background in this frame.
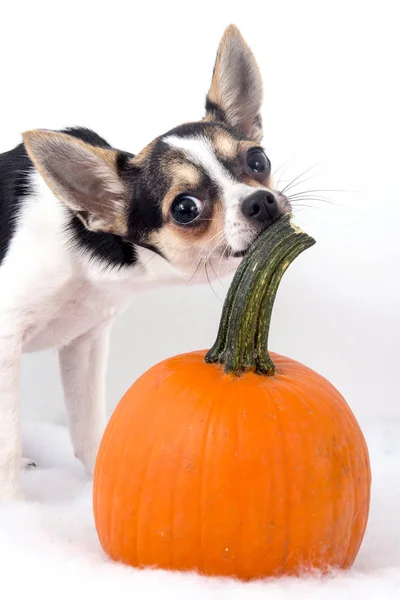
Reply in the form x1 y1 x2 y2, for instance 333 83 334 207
1 0 399 428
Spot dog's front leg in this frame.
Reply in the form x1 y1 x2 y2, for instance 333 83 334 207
0 334 22 500
59 321 112 475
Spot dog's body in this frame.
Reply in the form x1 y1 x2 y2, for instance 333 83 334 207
0 25 290 499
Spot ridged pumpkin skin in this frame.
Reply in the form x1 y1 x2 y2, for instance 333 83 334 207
93 350 371 580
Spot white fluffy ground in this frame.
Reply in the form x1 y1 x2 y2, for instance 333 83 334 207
0 420 399 599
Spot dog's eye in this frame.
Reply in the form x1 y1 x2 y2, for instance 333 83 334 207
171 195 203 225
247 148 271 175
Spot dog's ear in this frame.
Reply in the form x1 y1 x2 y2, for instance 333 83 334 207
23 130 129 236
205 25 263 142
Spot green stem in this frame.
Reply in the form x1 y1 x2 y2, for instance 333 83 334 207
205 214 316 376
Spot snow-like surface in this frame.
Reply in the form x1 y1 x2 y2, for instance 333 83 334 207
0 420 399 599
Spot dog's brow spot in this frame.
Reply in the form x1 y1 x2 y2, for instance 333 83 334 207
166 161 201 187
163 135 233 189
212 132 237 159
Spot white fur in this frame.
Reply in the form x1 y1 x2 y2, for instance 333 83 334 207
0 171 185 500
164 134 277 253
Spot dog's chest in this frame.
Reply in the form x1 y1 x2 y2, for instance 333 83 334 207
23 278 127 353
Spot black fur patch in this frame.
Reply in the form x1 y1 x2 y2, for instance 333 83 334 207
124 144 166 243
205 97 227 123
116 151 135 174
69 216 138 268
61 127 112 148
0 143 33 265
163 120 245 142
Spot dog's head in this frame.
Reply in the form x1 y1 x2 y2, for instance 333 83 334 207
23 25 290 279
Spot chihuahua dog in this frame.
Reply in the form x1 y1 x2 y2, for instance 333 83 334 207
0 25 290 499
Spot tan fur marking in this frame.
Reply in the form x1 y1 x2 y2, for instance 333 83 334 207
242 174 272 188
166 161 201 188
132 139 157 167
211 130 238 160
239 139 261 153
203 113 215 123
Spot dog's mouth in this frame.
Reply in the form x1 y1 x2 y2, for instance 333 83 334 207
227 230 266 259
228 212 289 258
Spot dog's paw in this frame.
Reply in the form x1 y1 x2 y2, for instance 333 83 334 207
21 457 37 470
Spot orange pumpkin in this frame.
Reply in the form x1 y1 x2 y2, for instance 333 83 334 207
93 215 371 580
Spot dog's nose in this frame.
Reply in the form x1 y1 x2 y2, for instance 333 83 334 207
241 190 279 224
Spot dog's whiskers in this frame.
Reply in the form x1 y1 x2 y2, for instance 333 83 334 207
289 195 341 207
208 259 224 287
280 164 320 195
186 258 204 285
217 243 231 277
204 233 227 262
274 163 288 192
204 261 223 301
289 188 350 195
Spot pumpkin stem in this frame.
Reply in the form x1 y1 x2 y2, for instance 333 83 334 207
205 214 316 376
